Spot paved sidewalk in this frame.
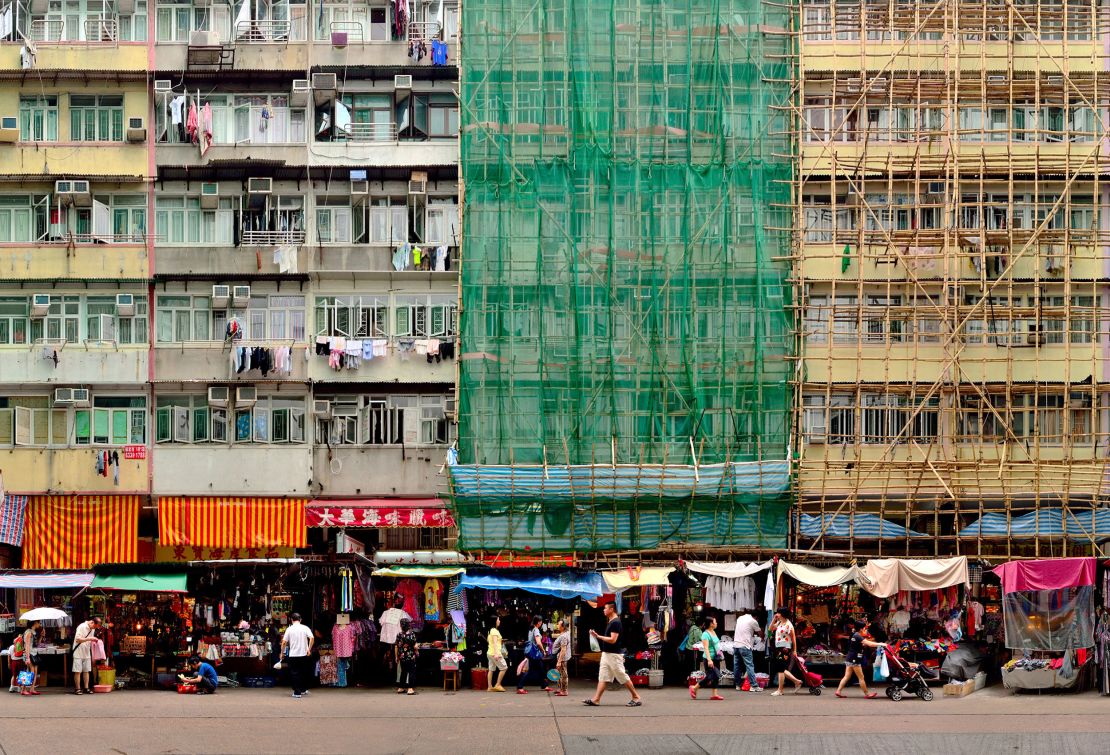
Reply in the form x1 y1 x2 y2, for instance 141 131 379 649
1 683 1107 754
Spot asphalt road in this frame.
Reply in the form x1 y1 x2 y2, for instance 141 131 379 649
1 683 1107 754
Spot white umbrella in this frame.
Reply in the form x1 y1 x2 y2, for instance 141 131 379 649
20 607 71 626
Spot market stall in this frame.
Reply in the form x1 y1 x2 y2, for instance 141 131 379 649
594 567 679 688
684 561 774 685
0 571 92 689
994 557 1096 692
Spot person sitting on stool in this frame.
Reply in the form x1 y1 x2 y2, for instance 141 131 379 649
180 657 219 695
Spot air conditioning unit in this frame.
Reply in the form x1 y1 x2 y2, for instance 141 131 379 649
312 73 337 106
331 31 348 47
126 117 146 143
115 293 136 316
117 0 135 13
394 74 412 89
350 179 369 206
231 285 251 307
211 285 230 308
235 386 257 406
290 79 310 108
207 386 230 407
332 403 358 417
154 80 173 95
31 293 50 317
247 177 272 195
200 182 219 209
189 30 220 46
55 179 92 207
312 400 332 418
54 388 89 407
0 116 18 143
408 171 428 195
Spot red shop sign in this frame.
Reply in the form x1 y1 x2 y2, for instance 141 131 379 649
123 445 147 460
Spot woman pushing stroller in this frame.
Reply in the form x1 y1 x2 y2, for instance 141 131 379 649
835 619 886 699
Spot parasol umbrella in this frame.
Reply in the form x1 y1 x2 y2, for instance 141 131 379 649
19 607 71 626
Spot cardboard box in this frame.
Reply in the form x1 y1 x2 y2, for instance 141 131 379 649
943 680 975 697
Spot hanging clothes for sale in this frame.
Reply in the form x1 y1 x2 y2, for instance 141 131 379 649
423 578 442 622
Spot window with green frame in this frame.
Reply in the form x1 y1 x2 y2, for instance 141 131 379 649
75 396 146 446
19 96 58 141
70 95 124 142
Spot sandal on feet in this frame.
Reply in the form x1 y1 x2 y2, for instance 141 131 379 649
835 692 846 698
626 699 642 707
582 699 599 706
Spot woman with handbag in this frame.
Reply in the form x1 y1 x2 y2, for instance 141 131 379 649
689 616 724 700
516 616 551 694
835 619 884 699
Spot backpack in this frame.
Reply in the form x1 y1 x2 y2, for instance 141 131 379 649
12 634 24 658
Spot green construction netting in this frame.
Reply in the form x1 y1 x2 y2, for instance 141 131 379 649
453 0 795 550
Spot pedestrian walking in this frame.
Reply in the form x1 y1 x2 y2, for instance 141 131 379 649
583 601 643 707
552 619 571 696
516 616 551 694
733 609 763 692
835 619 884 699
690 617 724 700
770 609 802 696
19 621 41 696
281 612 315 699
397 618 418 695
486 615 508 692
71 616 101 695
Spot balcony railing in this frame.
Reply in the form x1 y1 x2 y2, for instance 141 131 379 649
346 122 398 143
28 19 63 41
28 17 118 42
84 18 117 42
234 19 293 42
407 21 442 40
241 229 306 246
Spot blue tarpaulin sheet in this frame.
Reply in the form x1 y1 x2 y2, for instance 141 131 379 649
457 571 606 600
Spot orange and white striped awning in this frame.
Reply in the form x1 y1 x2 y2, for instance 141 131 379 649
158 497 307 549
22 495 140 570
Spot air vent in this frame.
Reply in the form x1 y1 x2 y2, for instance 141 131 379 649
211 285 230 308
207 386 229 407
200 182 219 209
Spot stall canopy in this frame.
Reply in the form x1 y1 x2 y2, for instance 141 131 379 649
799 513 926 539
0 571 93 589
992 558 1096 651
862 557 969 598
158 497 307 548
959 510 1110 541
23 495 139 569
685 561 772 578
601 567 674 591
89 572 188 593
457 571 605 600
305 499 455 528
778 561 871 588
992 557 1096 594
371 565 466 578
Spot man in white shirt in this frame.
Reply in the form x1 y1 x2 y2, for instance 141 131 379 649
732 609 763 692
281 613 315 699
72 617 101 695
378 596 411 687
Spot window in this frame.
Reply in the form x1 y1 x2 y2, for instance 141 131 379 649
19 96 58 142
70 95 124 142
109 195 147 241
74 396 147 446
394 294 457 338
0 195 49 242
156 295 214 342
155 196 235 245
31 295 79 343
85 295 148 344
425 200 458 245
428 95 459 137
368 198 407 244
224 396 305 444
314 295 388 338
398 93 460 140
0 297 29 344
334 93 394 141
243 295 306 341
315 394 452 446
0 396 66 446
155 395 232 444
156 0 231 42
315 198 360 243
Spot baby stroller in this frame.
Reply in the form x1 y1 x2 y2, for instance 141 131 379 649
791 653 823 695
883 648 938 701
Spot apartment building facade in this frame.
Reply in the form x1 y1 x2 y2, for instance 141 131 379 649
0 0 458 567
792 0 1110 557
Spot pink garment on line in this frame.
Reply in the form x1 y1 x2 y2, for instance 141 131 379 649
992 557 1096 594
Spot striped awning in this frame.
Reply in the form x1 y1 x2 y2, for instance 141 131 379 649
799 513 927 540
306 498 454 528
0 495 28 546
22 496 140 570
959 509 1110 541
158 497 307 549
0 571 94 589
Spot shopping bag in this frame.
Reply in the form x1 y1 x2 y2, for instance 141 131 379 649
16 671 33 686
589 634 601 653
